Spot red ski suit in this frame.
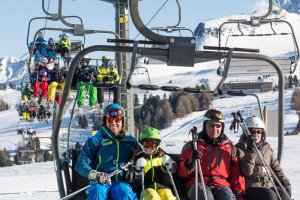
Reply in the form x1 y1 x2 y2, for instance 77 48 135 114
177 135 245 194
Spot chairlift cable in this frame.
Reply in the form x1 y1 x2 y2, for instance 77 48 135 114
134 0 169 40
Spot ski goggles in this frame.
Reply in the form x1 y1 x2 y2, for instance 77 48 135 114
105 108 123 118
249 128 263 135
206 121 223 128
205 109 224 120
105 117 122 124
142 140 159 148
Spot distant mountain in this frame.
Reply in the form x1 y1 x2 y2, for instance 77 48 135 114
277 0 300 13
194 10 300 58
0 57 27 84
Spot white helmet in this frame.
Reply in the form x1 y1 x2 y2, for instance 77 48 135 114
54 57 64 68
28 128 33 133
244 116 264 129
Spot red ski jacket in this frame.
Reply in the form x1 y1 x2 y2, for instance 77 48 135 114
177 134 245 194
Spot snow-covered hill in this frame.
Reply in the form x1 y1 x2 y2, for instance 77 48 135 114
0 57 27 84
195 11 300 58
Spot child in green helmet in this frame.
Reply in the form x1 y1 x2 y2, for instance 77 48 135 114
131 127 177 200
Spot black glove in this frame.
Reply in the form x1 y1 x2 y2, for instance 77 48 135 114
284 185 291 197
126 165 135 183
111 72 117 79
233 190 245 200
246 134 256 153
281 180 291 197
192 150 203 160
103 77 112 82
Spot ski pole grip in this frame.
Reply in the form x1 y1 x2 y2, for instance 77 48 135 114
237 111 244 121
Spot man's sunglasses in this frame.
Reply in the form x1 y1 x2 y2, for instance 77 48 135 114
106 117 122 123
206 122 223 128
249 128 263 135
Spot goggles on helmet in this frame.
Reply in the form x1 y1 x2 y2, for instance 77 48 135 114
142 140 159 149
106 117 122 123
105 108 123 118
205 109 224 121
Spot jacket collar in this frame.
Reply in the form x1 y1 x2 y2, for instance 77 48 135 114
100 125 125 141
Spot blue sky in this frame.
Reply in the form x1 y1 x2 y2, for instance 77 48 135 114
0 0 263 58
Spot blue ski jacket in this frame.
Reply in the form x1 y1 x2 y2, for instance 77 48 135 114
75 125 138 182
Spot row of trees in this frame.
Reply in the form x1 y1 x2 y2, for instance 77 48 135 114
290 87 300 134
0 149 13 167
286 75 299 88
134 84 213 131
0 99 9 111
0 82 17 90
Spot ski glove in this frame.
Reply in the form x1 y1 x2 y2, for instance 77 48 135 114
161 155 176 172
246 134 256 153
233 190 245 200
192 150 203 161
111 72 118 78
135 157 147 175
281 180 292 197
103 77 112 82
89 170 111 185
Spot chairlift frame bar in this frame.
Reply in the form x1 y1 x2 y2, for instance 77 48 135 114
218 19 299 73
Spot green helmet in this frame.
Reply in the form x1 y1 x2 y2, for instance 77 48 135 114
139 127 161 142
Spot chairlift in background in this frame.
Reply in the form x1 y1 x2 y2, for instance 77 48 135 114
216 0 299 77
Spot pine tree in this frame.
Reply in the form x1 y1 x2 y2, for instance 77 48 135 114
291 88 300 132
293 75 299 87
175 100 186 118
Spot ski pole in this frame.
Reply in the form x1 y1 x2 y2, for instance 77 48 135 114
165 166 180 200
59 161 134 200
190 127 208 200
141 168 145 200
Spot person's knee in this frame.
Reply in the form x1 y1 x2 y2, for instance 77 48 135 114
157 188 176 200
143 188 160 199
187 184 214 200
87 183 109 200
110 181 137 199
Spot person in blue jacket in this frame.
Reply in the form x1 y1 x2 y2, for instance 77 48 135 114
75 103 138 200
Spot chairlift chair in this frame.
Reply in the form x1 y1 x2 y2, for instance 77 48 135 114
218 18 299 77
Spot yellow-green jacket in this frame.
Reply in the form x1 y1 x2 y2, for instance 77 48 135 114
135 148 173 190
96 65 120 84
58 38 71 50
